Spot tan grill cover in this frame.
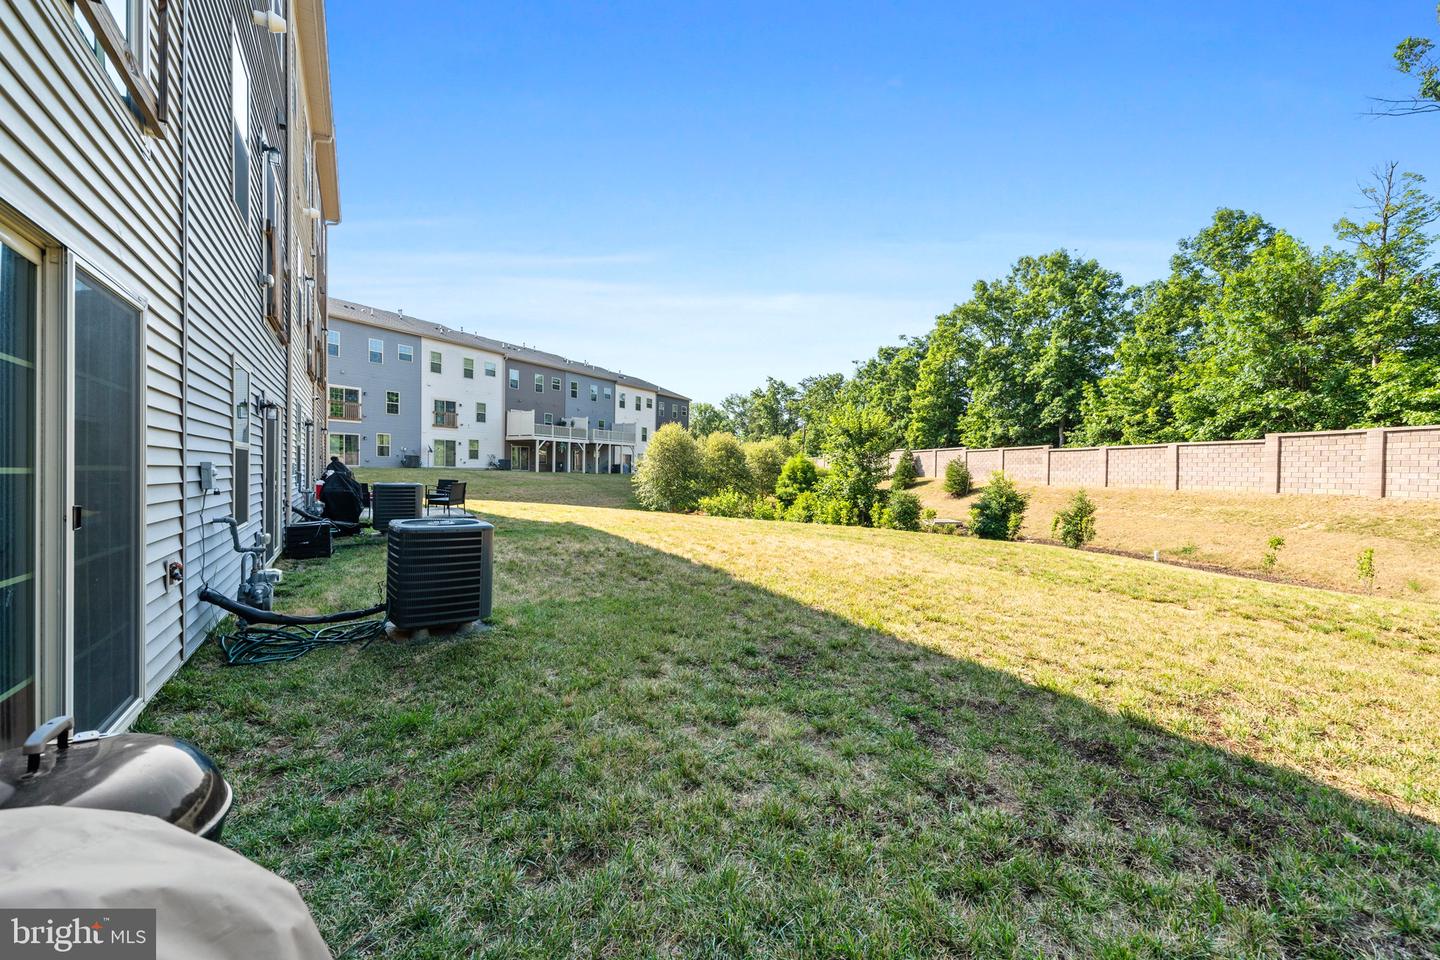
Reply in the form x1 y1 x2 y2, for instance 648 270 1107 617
0 806 332 959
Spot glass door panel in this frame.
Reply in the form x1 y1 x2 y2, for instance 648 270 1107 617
0 241 37 748
72 270 140 731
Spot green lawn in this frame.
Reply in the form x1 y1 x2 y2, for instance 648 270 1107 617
141 476 1440 958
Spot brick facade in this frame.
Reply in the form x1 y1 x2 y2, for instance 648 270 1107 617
896 425 1439 500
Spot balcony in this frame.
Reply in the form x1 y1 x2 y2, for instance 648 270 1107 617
506 410 637 444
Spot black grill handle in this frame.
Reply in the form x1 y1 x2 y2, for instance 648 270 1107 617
23 715 74 774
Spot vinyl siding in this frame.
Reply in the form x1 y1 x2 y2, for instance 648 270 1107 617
1 0 185 707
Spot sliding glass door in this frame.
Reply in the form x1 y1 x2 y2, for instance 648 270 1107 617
0 236 38 748
71 269 140 731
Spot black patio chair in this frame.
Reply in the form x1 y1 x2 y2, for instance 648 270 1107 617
426 479 467 516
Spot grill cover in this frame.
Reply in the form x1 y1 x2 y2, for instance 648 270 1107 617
386 517 494 629
0 806 332 959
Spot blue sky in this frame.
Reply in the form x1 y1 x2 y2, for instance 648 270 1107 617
325 2 1440 404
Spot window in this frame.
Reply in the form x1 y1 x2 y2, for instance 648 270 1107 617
603 387 612 400
231 28 249 220
385 391 400 415
589 384 598 402
329 433 359 466
433 439 456 467
429 351 442 374
598 419 607 430
543 413 553 425
433 399 457 428
681 405 688 417
475 402 487 423
619 393 626 409
329 385 360 421
551 376 562 392
509 369 519 389
398 344 414 362
534 374 544 393
376 433 392 458
641 426 648 441
369 338 383 364
231 361 252 523
463 358 474 379
468 439 480 460
72 0 143 102
646 397 653 409
569 380 578 399
326 329 338 357
484 360 496 377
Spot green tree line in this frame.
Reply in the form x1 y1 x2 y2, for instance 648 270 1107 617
692 168 1440 453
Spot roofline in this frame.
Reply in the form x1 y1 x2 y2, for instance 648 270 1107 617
327 297 684 392
293 0 340 221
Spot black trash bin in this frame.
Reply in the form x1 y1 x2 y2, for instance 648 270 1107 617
0 716 233 841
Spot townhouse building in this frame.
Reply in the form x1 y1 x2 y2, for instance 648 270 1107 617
325 299 688 475
1 0 339 745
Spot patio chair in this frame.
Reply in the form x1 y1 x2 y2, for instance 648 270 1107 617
425 478 455 513
425 480 467 516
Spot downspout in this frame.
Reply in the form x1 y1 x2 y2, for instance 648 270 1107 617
281 14 294 517
177 0 190 660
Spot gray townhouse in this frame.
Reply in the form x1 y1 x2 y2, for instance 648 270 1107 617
326 301 424 467
324 299 688 476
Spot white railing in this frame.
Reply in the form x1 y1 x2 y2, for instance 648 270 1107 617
506 409 637 444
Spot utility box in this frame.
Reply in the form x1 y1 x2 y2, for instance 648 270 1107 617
282 522 333 560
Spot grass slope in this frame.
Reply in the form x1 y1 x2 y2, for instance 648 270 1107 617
142 486 1440 958
911 477 1440 600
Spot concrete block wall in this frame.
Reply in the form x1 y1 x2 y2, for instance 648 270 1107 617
1277 431 1366 496
1107 444 1172 489
894 424 1438 500
1385 428 1440 500
1178 441 1266 492
1049 447 1105 487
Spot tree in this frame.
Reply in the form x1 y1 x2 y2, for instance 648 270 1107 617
1173 231 1367 438
743 436 795 495
687 402 732 439
774 453 819 506
957 251 1132 447
841 338 927 442
1334 165 1440 426
633 424 706 512
700 432 753 494
906 308 976 448
721 378 799 440
793 372 846 454
1076 210 1275 445
1375 8 1440 116
818 404 895 526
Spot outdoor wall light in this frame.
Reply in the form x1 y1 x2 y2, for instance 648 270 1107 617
252 10 287 33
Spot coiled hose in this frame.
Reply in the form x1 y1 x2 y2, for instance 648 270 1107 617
199 587 386 666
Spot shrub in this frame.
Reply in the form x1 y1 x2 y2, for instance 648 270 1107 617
1051 489 1098 548
968 472 1028 540
697 488 755 518
1357 548 1376 589
633 423 705 512
752 496 782 521
1261 535 1285 572
878 491 923 531
785 490 820 523
701 432 753 496
890 450 918 490
813 494 861 526
775 454 819 506
743 437 796 496
943 459 973 497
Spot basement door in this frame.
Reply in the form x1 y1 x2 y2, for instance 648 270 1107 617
69 268 141 731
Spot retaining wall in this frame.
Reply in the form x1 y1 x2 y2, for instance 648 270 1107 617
893 425 1439 500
